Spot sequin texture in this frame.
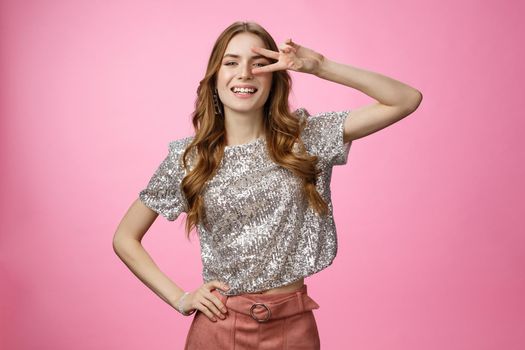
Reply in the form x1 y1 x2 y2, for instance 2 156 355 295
139 108 352 296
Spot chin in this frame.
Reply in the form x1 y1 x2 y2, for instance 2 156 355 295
225 103 265 114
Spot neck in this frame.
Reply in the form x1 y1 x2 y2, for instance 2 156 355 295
223 108 265 146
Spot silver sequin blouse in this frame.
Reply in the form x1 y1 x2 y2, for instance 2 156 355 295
139 108 352 296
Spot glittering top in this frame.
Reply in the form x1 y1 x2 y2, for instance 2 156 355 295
139 108 352 296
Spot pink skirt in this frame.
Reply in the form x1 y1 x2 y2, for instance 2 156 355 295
184 284 321 349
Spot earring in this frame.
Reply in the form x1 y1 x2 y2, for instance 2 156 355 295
212 88 223 117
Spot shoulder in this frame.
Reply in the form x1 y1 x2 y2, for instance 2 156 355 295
292 107 350 142
292 107 352 166
166 135 196 172
168 135 195 155
291 107 311 129
292 107 349 129
292 107 310 121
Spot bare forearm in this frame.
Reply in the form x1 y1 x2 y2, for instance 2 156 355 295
113 236 185 308
315 58 421 108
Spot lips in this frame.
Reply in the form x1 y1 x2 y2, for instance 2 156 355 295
230 85 258 93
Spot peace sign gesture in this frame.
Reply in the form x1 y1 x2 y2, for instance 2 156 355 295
251 38 325 75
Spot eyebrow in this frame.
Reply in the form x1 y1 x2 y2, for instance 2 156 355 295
222 54 269 60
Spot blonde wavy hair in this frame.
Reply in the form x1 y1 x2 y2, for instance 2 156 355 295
181 21 329 239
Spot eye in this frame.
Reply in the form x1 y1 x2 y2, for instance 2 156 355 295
224 61 237 66
254 62 267 67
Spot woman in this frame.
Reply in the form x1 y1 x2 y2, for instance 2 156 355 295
113 21 422 349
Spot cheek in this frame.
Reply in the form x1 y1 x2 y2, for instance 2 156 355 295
262 74 273 88
262 77 273 93
216 73 225 85
216 69 232 85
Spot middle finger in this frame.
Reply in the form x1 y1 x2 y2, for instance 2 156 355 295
251 46 279 59
251 62 286 74
207 291 228 315
279 43 296 53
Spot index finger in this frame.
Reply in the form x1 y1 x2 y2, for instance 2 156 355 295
209 289 228 312
251 46 279 60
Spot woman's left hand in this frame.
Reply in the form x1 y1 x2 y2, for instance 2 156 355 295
251 38 325 75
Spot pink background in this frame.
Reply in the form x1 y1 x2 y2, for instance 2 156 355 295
1 0 524 349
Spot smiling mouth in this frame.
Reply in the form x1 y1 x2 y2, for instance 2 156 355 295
230 87 258 95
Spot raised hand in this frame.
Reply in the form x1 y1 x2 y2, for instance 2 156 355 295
251 38 325 75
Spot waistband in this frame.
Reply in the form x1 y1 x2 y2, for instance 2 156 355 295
211 284 320 323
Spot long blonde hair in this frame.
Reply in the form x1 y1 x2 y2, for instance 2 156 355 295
181 21 328 239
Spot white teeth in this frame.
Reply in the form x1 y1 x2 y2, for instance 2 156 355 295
232 87 256 93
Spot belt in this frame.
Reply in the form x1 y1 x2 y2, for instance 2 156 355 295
211 284 320 323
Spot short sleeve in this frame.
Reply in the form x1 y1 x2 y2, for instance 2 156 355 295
138 138 190 221
295 108 352 166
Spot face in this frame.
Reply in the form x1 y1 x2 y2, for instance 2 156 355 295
215 32 273 116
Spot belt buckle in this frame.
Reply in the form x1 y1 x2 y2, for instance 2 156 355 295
250 303 271 323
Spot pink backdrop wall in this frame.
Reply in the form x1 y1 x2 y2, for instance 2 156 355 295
1 0 524 349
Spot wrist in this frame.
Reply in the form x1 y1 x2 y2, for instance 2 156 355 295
169 289 185 307
174 291 196 316
314 56 334 79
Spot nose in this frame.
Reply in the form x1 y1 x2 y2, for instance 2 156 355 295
239 62 253 80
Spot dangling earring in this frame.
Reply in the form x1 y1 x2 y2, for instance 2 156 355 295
213 88 223 117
